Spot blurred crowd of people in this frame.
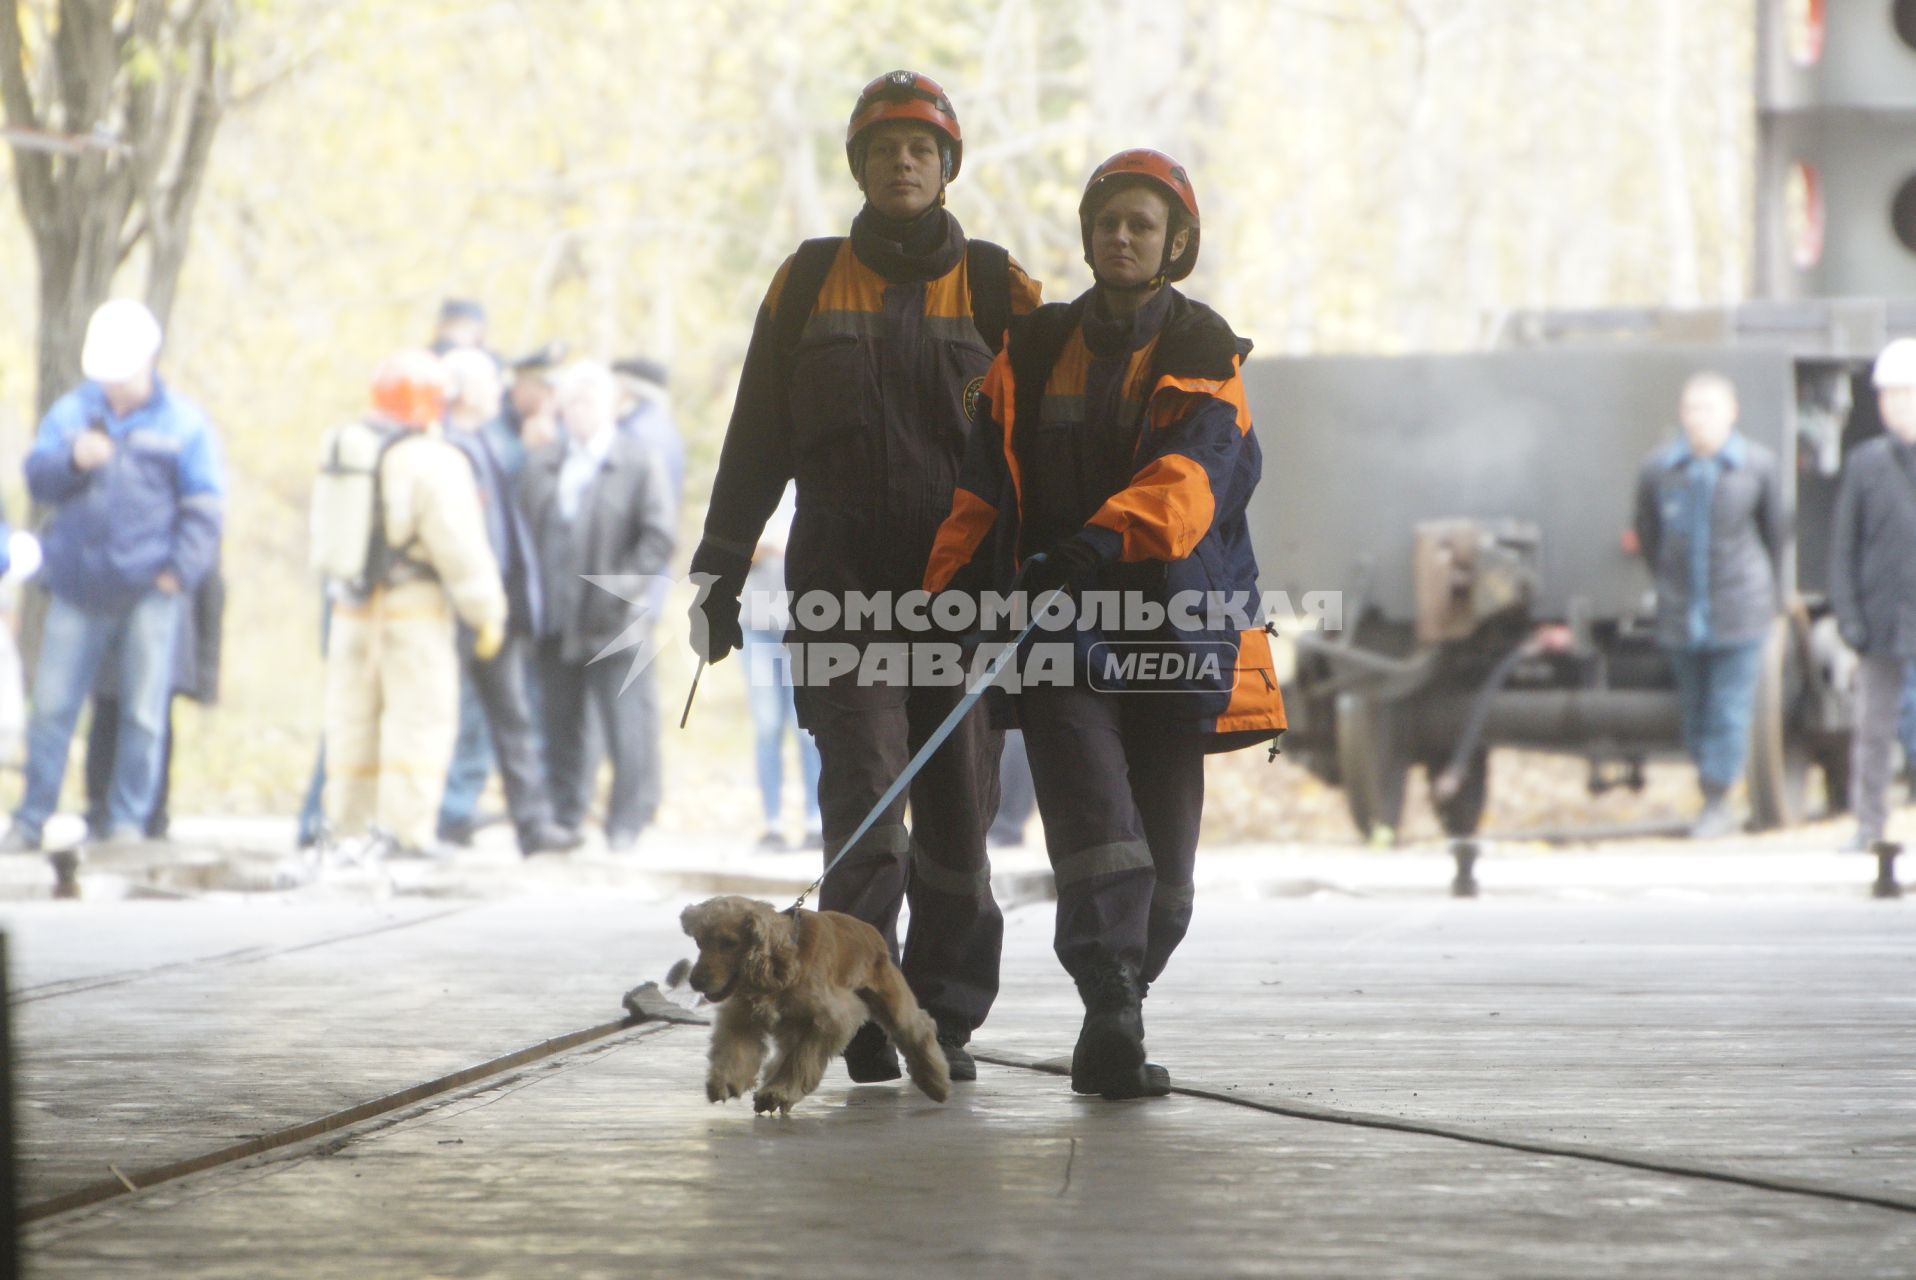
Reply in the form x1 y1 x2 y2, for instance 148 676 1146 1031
0 296 727 861
294 298 688 860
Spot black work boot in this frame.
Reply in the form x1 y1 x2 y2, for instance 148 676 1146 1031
843 1020 901 1083
518 822 583 857
1072 958 1171 1100
934 1016 977 1083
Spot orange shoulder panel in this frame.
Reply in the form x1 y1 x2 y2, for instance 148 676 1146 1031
924 257 970 320
1008 258 1043 315
1149 358 1252 435
814 241 885 315
762 254 798 318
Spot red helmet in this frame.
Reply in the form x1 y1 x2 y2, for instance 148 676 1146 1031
370 348 446 429
846 70 962 184
1078 148 1201 284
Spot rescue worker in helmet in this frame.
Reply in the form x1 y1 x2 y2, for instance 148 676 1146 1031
924 150 1285 1099
687 71 1043 1084
316 349 507 860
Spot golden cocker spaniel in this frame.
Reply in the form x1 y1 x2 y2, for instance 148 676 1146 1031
680 895 951 1115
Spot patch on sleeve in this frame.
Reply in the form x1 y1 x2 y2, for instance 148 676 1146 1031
964 375 987 423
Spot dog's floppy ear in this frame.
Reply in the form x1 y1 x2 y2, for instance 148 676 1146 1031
762 904 800 988
768 925 800 987
680 901 711 941
741 906 801 990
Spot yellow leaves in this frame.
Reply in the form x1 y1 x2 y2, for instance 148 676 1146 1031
122 37 162 86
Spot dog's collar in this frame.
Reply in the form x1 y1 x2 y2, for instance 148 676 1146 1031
781 904 802 947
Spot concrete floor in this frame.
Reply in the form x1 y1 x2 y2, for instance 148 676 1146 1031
8 866 1916 1278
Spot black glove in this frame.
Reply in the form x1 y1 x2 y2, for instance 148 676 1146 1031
1018 533 1104 601
688 541 749 664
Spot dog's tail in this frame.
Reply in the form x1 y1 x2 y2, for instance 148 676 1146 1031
859 963 951 1103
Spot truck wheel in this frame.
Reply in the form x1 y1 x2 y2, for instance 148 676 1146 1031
1748 618 1808 830
1336 692 1409 842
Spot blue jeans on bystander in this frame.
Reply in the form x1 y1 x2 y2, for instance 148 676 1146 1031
16 589 181 840
1664 640 1765 795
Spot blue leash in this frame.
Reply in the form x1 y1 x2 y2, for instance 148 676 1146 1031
786 588 1063 913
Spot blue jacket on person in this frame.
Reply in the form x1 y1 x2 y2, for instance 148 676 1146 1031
447 422 544 638
1633 431 1787 650
25 377 224 612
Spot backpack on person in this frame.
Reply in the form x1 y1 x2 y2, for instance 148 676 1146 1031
308 420 409 594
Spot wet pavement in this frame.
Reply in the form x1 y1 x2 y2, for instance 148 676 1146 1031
8 859 1916 1277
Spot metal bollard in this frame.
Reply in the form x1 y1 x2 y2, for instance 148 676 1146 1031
47 850 80 901
1871 842 1902 900
1450 839 1481 898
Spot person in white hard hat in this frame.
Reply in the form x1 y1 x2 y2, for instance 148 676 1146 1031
1828 337 1916 851
4 299 224 852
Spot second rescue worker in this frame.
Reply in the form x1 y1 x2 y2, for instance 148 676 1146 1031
688 72 1042 1083
926 151 1286 1099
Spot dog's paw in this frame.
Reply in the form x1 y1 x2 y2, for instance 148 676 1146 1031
752 1088 796 1116
706 1076 745 1104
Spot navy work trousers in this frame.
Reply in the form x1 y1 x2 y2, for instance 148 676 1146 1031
803 670 1004 1036
1020 683 1205 988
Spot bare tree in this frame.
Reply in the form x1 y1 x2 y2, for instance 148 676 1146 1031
1 0 237 417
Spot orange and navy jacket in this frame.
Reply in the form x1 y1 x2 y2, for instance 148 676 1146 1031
923 287 1285 749
690 208 1041 624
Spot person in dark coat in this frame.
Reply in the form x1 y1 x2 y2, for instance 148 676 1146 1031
522 361 675 851
614 357 686 833
1829 339 1916 850
438 348 580 856
495 342 567 479
1632 371 1789 838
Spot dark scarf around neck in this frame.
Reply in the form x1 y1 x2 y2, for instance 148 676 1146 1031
850 203 965 282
